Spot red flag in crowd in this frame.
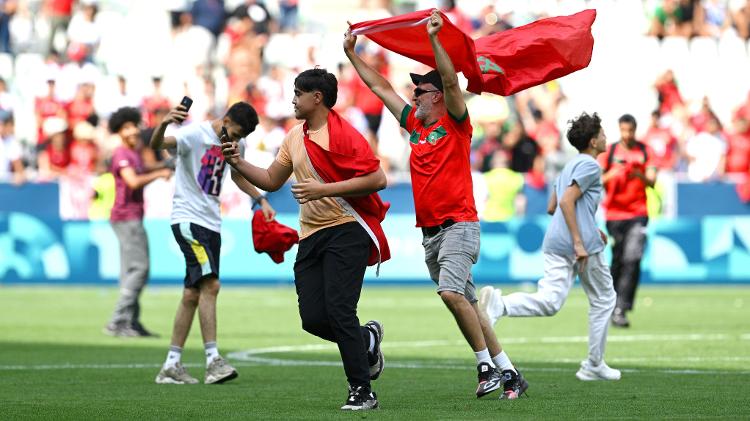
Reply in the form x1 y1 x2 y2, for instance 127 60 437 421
350 9 597 96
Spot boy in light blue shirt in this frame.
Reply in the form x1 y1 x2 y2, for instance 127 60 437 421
479 112 621 381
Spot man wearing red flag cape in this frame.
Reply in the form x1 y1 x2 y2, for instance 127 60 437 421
345 10 528 400
222 68 390 411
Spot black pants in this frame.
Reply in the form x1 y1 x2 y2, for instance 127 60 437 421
606 217 648 312
294 222 372 388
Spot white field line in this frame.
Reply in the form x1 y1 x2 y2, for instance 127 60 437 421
3 357 749 376
1 333 747 373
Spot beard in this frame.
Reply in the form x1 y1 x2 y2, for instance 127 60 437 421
414 102 432 121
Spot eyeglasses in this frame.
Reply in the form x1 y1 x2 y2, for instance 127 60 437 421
413 87 440 97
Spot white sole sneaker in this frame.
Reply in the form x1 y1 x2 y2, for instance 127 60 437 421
575 361 621 381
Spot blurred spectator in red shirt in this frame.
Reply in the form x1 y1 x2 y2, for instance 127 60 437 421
44 0 74 53
347 44 389 154
141 77 171 128
734 91 750 135
655 70 684 115
725 115 750 175
66 82 95 130
643 110 679 171
38 116 70 180
35 77 67 144
70 120 98 175
689 96 714 134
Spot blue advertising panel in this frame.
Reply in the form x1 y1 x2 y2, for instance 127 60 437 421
2 212 750 285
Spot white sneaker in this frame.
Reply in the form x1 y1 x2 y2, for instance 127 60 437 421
575 360 621 381
155 363 199 384
205 356 238 384
478 286 504 326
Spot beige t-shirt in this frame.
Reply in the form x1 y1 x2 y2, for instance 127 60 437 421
276 123 356 239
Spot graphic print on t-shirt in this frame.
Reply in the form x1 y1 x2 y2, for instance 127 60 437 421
409 125 447 145
197 146 226 196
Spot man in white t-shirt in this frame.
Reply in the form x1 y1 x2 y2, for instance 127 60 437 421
150 101 275 385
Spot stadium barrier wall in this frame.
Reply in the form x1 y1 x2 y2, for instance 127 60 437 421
2 211 749 285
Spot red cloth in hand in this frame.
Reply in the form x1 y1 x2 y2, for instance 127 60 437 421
251 210 299 263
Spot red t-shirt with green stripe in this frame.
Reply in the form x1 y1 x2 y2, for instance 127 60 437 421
400 105 478 227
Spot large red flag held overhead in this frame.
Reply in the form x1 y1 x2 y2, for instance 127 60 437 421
350 9 596 96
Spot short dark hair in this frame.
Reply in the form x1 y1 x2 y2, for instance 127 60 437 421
108 107 141 133
618 113 637 128
294 68 338 109
566 112 602 152
225 102 259 137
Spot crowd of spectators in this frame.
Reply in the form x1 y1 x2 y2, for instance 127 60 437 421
0 0 749 221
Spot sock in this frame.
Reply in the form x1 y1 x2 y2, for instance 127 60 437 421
474 348 494 367
205 342 219 365
367 330 376 354
163 345 182 369
492 351 516 373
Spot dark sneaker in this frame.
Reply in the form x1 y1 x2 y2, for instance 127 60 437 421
131 322 159 338
365 320 384 380
499 369 529 400
476 362 503 398
611 308 630 328
340 386 379 411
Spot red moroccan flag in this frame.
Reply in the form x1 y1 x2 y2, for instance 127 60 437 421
349 9 596 96
475 9 596 96
349 10 483 94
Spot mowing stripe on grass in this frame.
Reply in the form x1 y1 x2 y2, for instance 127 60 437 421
2 358 748 376
2 332 749 375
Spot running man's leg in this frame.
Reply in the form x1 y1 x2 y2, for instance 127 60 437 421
322 223 371 389
501 253 576 317
294 231 335 341
578 252 617 365
616 217 648 312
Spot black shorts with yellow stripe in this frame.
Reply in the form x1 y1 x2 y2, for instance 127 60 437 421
171 222 221 288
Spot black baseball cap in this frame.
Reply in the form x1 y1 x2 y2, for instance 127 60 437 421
410 69 443 91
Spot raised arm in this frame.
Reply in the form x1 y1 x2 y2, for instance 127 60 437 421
343 25 407 120
426 9 466 119
150 105 189 150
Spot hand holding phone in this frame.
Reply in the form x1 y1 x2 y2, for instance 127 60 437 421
179 96 193 112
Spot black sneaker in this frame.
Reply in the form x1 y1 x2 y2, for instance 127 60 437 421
340 385 379 411
499 369 529 400
365 320 384 380
476 362 503 398
611 308 630 328
131 322 159 338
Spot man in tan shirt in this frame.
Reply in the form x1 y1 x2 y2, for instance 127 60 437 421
222 68 389 411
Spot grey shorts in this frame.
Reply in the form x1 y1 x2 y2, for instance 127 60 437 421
421 221 480 303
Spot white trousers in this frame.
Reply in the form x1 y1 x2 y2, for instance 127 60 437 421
502 252 616 365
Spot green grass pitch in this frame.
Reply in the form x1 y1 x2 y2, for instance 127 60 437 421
1 285 748 420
